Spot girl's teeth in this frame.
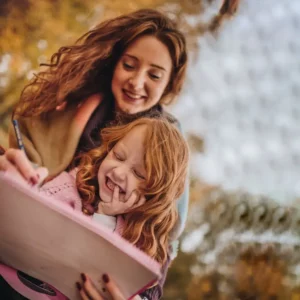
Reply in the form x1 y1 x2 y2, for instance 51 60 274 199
107 178 125 193
107 178 115 190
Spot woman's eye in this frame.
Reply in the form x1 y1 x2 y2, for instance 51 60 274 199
149 73 161 80
134 170 145 180
123 62 134 70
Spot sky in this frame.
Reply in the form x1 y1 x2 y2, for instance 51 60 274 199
171 0 300 203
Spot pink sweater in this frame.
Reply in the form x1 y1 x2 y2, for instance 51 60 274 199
40 169 124 232
40 170 83 211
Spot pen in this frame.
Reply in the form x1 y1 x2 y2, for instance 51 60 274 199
12 119 26 153
12 119 39 170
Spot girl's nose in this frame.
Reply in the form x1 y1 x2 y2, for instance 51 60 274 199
112 165 126 182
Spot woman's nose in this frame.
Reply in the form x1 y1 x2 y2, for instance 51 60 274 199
129 72 145 91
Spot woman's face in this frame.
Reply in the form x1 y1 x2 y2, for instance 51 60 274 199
112 35 172 114
98 125 147 204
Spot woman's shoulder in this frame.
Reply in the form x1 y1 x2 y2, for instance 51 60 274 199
159 107 181 130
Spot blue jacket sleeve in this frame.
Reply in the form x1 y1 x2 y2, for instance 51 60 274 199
169 121 190 259
176 176 189 237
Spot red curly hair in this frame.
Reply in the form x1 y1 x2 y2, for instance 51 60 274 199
13 9 188 118
76 117 189 264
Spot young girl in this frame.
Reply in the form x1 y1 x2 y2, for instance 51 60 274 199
0 117 189 299
43 116 189 265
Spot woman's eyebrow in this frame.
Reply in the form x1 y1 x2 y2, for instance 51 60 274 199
123 54 166 71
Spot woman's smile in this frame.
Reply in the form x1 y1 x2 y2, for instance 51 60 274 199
122 89 146 103
123 89 146 99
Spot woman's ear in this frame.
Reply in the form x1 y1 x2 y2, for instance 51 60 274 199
159 92 176 105
55 101 67 111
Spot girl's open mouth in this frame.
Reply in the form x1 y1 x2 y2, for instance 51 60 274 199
106 177 125 194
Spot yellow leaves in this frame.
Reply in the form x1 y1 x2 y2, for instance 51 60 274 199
102 0 165 13
0 0 240 145
1 27 22 54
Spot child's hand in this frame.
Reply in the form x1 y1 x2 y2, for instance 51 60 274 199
97 186 146 215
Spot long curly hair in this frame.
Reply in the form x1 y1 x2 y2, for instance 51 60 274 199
13 9 188 118
76 117 189 264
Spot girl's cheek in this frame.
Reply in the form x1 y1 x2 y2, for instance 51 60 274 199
126 178 137 198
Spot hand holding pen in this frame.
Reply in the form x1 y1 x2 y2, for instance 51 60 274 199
0 120 48 186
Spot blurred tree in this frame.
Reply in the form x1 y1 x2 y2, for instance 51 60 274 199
163 250 197 299
163 188 300 299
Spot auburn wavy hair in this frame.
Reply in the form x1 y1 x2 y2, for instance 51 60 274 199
13 9 187 118
76 117 189 264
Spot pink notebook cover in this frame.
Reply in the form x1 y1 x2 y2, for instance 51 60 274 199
0 173 161 299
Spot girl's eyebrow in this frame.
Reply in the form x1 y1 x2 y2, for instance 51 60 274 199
123 54 166 72
116 142 126 151
118 142 145 171
114 143 126 154
134 160 146 173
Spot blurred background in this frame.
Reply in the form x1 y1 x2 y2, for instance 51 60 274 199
1 0 300 299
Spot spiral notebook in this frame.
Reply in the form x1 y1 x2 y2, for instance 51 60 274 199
0 173 161 300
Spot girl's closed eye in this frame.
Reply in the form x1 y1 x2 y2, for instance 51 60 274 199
134 169 146 180
113 150 125 161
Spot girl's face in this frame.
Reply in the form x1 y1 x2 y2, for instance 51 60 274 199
98 125 147 203
112 35 172 114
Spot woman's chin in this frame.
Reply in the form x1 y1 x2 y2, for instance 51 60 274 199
116 100 142 115
118 105 136 114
